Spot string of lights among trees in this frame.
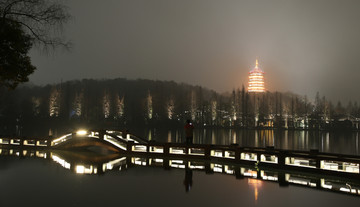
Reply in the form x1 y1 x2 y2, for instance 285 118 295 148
0 1 359 134
0 82 359 133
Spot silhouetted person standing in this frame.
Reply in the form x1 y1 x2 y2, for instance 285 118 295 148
184 120 194 144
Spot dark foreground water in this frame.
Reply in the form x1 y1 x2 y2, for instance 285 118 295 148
0 151 359 207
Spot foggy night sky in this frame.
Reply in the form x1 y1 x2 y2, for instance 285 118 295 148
29 0 360 103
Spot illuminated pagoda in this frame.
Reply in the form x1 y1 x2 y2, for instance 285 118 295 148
248 59 265 93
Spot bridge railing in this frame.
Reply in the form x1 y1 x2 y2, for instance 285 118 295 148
105 130 147 144
0 138 49 147
51 133 73 146
103 133 128 151
125 141 360 176
49 130 130 151
0 130 146 151
1 131 360 176
1 147 359 196
129 156 360 196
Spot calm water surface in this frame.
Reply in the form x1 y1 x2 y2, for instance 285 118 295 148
38 127 360 155
0 154 359 207
137 128 360 155
32 127 360 155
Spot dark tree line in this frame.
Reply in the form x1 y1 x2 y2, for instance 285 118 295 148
0 78 359 136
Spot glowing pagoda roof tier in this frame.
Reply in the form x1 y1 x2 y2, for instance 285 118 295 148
248 59 265 93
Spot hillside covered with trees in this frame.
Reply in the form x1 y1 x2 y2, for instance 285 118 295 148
0 78 359 136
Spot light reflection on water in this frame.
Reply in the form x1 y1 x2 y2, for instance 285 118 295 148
6 127 360 160
23 127 360 155
139 128 360 155
0 148 360 207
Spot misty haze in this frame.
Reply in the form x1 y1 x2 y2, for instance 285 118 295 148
1 1 360 207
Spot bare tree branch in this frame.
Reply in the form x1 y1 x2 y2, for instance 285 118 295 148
0 0 71 50
0 0 71 89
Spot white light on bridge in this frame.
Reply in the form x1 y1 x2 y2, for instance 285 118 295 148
211 150 223 157
189 164 205 170
170 160 185 168
213 164 223 173
76 165 94 174
241 153 258 161
76 130 88 136
241 168 258 178
52 155 71 169
36 151 47 158
320 179 332 189
52 133 72 146
76 165 85 174
224 166 234 174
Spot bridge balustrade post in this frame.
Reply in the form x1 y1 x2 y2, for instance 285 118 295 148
164 144 169 156
46 152 51 160
235 147 241 161
235 167 244 179
96 165 105 175
163 158 170 170
310 149 320 169
46 138 52 148
126 157 132 168
70 162 76 174
19 149 24 158
257 152 261 162
127 141 134 152
315 159 321 169
278 151 286 167
257 169 262 179
204 145 211 159
205 162 213 174
278 172 289 187
315 177 322 189
99 130 105 140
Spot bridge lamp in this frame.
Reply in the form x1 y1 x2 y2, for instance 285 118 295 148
76 165 85 174
76 130 88 136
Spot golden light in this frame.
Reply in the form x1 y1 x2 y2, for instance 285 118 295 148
52 155 71 169
76 165 85 174
248 178 263 202
76 130 88 136
248 58 265 93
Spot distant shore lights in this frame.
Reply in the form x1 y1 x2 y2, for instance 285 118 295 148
248 59 265 93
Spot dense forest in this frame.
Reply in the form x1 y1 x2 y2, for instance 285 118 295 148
0 78 359 136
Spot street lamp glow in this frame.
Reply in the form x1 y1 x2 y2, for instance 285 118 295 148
76 130 88 135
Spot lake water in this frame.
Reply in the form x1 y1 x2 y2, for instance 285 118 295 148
0 150 359 207
134 128 360 155
34 127 360 155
